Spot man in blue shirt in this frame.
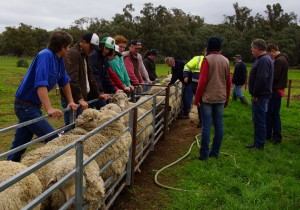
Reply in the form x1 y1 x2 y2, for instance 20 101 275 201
7 31 78 162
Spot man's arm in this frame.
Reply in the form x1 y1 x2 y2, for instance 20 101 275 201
61 83 78 111
37 86 62 118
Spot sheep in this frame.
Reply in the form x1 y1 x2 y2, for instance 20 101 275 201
148 84 166 95
100 103 123 114
111 92 129 111
0 160 43 210
47 132 132 180
75 108 125 138
47 155 105 210
21 145 105 210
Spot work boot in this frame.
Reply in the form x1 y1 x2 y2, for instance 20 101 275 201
239 96 248 105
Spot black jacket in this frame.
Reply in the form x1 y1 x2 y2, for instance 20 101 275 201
88 50 116 94
273 53 289 90
143 57 157 81
169 59 191 85
232 60 247 86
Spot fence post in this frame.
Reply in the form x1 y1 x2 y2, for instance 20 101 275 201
162 86 170 140
286 79 292 108
75 140 84 210
127 107 138 187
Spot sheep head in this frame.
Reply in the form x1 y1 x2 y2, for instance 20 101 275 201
112 92 129 110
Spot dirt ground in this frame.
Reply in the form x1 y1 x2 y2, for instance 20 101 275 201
110 105 200 210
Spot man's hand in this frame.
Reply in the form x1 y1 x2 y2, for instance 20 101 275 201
129 86 134 91
196 102 201 108
116 89 124 93
79 99 88 110
224 100 228 108
68 102 78 111
124 87 131 92
252 97 258 102
184 77 189 84
47 108 62 119
99 93 111 101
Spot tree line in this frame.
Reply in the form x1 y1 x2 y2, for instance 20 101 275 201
0 2 299 66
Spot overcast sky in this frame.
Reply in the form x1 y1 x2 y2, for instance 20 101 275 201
0 0 298 33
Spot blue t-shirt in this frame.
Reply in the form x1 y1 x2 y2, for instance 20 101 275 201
15 48 70 105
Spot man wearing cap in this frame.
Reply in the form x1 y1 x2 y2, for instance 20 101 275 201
62 33 110 127
8 31 78 161
232 54 248 104
246 39 274 150
102 36 134 92
123 39 152 90
88 36 122 109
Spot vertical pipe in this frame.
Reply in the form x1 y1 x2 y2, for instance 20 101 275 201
162 86 170 140
129 107 138 187
75 140 84 210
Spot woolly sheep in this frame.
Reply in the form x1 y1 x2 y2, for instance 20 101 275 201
48 132 132 180
0 161 43 210
100 103 123 114
111 92 129 111
47 155 105 210
75 108 125 138
21 144 105 209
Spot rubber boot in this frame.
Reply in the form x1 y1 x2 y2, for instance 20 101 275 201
239 96 248 105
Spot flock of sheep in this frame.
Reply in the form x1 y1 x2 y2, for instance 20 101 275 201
0 75 182 210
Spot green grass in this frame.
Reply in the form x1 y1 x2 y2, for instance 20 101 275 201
159 94 300 209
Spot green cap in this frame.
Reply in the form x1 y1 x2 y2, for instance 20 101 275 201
101 37 115 50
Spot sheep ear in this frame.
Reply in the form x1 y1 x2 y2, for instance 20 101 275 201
47 178 57 187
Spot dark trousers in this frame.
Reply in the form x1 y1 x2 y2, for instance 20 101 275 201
266 91 282 142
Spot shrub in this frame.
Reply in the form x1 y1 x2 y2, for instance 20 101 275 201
16 59 29 68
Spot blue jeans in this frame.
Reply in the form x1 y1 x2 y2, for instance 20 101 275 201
181 83 193 116
7 103 58 162
266 91 282 142
233 85 244 97
252 98 269 147
200 103 224 159
61 99 82 131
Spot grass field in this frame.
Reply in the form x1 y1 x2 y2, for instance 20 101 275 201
0 56 300 209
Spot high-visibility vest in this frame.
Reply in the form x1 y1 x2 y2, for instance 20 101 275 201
183 55 204 82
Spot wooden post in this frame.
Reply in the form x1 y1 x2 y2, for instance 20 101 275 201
286 80 292 108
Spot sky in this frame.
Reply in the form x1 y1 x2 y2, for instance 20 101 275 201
0 0 299 33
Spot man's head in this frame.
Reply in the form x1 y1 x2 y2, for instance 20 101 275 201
165 57 175 67
206 36 222 53
251 39 267 57
101 37 115 57
129 39 142 55
47 31 73 57
233 54 242 63
266 43 280 59
80 33 100 55
114 35 128 53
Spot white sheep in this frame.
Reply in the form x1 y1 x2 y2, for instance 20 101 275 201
21 145 105 210
47 155 105 210
0 160 43 210
111 92 129 111
75 108 125 138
